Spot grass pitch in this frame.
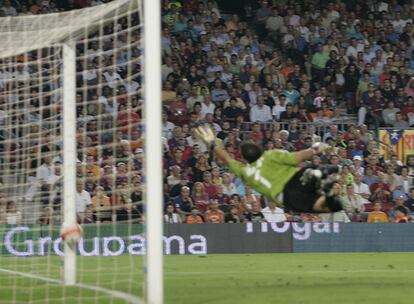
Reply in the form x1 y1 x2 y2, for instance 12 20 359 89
1 253 414 303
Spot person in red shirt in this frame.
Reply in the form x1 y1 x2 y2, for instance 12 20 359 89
202 171 217 197
168 93 189 126
117 104 139 135
401 96 414 121
378 64 391 84
370 172 391 204
247 123 264 146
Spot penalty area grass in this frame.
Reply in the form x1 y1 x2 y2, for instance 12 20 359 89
0 253 414 303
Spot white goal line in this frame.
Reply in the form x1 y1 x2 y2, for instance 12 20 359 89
0 267 144 304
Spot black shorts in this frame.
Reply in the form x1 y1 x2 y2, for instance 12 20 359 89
282 169 321 213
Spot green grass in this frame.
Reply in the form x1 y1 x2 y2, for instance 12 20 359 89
1 253 414 303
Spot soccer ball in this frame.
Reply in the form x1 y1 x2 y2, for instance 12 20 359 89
60 223 83 244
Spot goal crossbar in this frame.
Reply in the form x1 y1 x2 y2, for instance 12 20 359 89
0 0 137 58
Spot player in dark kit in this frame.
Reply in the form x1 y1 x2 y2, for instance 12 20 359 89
195 126 342 213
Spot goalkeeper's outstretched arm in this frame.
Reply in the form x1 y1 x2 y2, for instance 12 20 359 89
294 142 331 164
213 144 233 166
195 126 234 165
195 126 330 166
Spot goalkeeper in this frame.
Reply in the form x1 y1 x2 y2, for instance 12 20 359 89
195 127 342 213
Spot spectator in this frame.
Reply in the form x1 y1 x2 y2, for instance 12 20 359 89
353 173 371 201
382 101 400 126
39 207 55 225
367 202 389 223
223 97 244 122
393 205 409 223
395 166 411 195
164 204 182 223
370 173 391 204
91 186 111 222
202 171 217 197
186 206 204 224
319 210 351 223
211 79 229 104
249 95 272 122
244 201 266 223
167 165 182 190
272 94 287 120
404 188 414 212
173 186 193 221
384 165 402 192
261 201 286 223
222 172 237 196
201 95 216 118
279 130 295 152
205 199 225 223
1 0 17 16
389 195 410 222
5 200 22 224
340 184 365 221
82 208 95 224
224 204 241 223
191 181 209 213
75 180 92 222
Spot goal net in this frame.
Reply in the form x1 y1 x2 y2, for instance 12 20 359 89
0 0 156 303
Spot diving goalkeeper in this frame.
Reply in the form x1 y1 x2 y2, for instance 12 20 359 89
195 127 342 213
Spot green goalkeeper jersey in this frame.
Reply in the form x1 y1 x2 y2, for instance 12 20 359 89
228 149 300 202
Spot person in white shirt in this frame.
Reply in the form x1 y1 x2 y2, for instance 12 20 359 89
399 166 413 194
222 173 237 196
201 95 216 118
345 38 363 61
161 56 174 81
36 156 54 182
352 172 371 201
265 7 285 34
12 65 30 82
1 0 17 16
341 184 365 221
351 155 364 176
250 96 272 122
164 204 182 223
186 86 204 110
82 62 98 84
47 161 63 206
272 95 287 120
25 155 55 203
76 180 92 221
5 200 22 224
319 210 350 223
392 12 407 33
103 68 125 89
262 201 287 223
162 111 175 139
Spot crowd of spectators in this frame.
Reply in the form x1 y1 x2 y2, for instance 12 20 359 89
158 0 414 224
2 0 414 224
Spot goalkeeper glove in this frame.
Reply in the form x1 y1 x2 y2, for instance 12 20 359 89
312 142 331 154
195 126 221 149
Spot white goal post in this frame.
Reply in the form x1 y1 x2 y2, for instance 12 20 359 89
0 0 163 303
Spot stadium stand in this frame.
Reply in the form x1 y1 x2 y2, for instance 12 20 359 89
1 0 414 224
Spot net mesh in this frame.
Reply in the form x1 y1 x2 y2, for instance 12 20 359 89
0 0 144 303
